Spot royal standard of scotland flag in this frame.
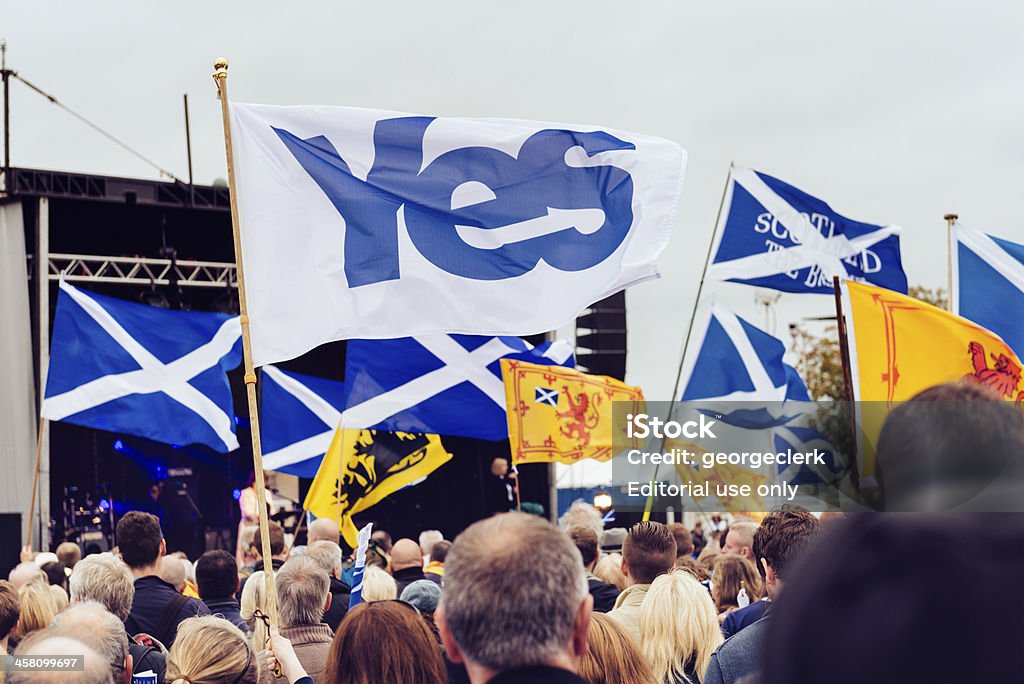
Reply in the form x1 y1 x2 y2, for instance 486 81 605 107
261 366 345 477
707 166 907 294
952 222 1024 359
41 281 242 452
342 335 574 440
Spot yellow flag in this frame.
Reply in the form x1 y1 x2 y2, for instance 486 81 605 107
843 280 1023 478
501 359 645 465
666 438 768 513
303 428 452 548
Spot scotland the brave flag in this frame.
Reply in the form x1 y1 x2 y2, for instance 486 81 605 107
342 335 574 441
681 306 809 404
229 104 686 366
708 166 907 294
953 222 1024 358
41 281 242 452
261 366 345 478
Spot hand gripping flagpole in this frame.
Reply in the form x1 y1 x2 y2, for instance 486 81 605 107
212 58 279 632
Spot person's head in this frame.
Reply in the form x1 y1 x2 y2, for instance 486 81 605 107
711 554 762 611
12 581 57 644
419 530 444 558
694 521 703 531
390 538 424 572
722 521 758 560
56 542 82 569
558 501 604 541
752 505 822 600
361 565 398 603
8 562 45 589
673 556 709 582
876 382 1024 510
9 634 110 684
115 511 165 571
438 512 592 681
250 521 287 560
639 570 724 684
666 522 694 558
593 553 626 592
578 613 657 684
51 601 130 684
428 540 451 565
696 539 721 573
40 561 67 589
239 570 269 651
166 616 258 684
195 550 239 601
760 514 1024 684
49 585 69 613
68 553 134 621
305 540 343 579
621 521 676 586
307 517 340 546
276 557 330 628
400 579 442 615
490 457 510 477
323 601 447 684
371 529 393 553
567 525 601 571
159 556 188 593
0 580 20 648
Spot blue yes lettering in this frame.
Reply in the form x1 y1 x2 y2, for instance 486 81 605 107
273 117 635 287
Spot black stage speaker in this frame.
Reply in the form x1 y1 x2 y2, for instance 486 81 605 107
575 291 628 381
0 514 22 579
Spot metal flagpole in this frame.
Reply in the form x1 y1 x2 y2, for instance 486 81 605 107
211 58 279 630
944 213 958 312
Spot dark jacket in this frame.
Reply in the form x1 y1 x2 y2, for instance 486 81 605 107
393 566 426 596
587 575 621 613
721 599 767 640
127 634 166 682
125 576 209 647
488 665 588 683
203 596 248 633
322 575 351 632
703 614 771 684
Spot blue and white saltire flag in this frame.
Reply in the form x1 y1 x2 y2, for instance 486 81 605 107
952 222 1024 358
41 281 242 452
348 522 374 610
261 366 345 477
772 423 842 486
342 335 574 440
229 104 686 366
707 166 907 294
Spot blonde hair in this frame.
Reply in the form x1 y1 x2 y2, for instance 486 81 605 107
166 616 258 684
579 613 657 684
639 570 723 684
593 552 627 592
712 555 763 612
13 581 58 643
239 571 269 652
360 565 397 603
48 585 69 612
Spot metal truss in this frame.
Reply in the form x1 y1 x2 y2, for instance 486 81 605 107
46 253 236 289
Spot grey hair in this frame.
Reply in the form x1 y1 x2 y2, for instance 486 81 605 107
558 500 604 540
68 553 135 621
9 634 111 684
159 557 187 592
275 557 330 627
441 512 588 670
305 541 343 577
419 530 444 555
51 601 129 680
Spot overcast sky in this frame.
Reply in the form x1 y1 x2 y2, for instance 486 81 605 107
5 1 1023 409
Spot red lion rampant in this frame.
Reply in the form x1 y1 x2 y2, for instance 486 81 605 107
962 341 1024 404
556 385 601 448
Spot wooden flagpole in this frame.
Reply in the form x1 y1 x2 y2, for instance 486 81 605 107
831 276 860 495
212 58 279 630
944 213 958 313
24 416 45 549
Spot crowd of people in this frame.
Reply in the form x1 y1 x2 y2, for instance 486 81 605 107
3 382 1023 683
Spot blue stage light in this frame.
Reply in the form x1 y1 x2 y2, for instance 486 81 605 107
232 488 242 501
99 499 111 512
113 440 124 451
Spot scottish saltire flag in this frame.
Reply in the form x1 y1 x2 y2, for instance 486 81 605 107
952 223 1024 358
681 306 810 404
229 103 686 365
772 423 842 486
41 281 242 452
708 166 907 294
348 522 373 609
342 335 574 440
261 366 345 477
